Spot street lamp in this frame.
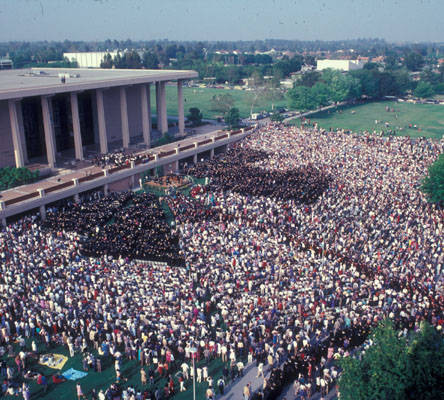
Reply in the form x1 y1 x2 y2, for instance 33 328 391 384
190 347 198 400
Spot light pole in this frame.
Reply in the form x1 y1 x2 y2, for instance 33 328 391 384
190 346 198 400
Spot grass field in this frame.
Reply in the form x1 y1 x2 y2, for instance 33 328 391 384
290 101 444 139
1 336 234 400
151 86 288 119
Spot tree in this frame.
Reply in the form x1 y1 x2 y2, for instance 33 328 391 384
404 52 425 71
100 53 113 68
210 93 234 114
405 322 444 400
299 70 321 87
0 167 39 190
143 51 159 69
421 153 444 204
270 112 284 122
321 69 361 102
338 320 411 400
187 107 203 127
311 82 331 106
338 320 444 400
286 86 319 111
414 81 434 98
224 107 240 129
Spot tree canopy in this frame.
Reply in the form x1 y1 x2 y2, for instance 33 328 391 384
338 320 444 400
421 153 444 204
414 81 435 99
224 107 240 129
187 107 203 127
0 167 40 191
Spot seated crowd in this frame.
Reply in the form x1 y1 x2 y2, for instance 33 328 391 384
0 123 442 400
92 151 148 169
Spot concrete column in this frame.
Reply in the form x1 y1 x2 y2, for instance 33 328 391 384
37 188 46 220
0 200 5 210
8 100 25 168
104 183 109 195
160 81 168 135
120 86 130 148
174 160 179 172
96 89 108 154
70 92 84 160
139 178 143 191
140 84 151 147
41 96 56 168
193 153 197 164
40 205 46 220
16 101 28 164
72 178 80 202
177 80 185 136
210 148 215 159
155 82 162 133
1 217 6 227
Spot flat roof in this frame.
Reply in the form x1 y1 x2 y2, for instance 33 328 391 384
0 68 198 101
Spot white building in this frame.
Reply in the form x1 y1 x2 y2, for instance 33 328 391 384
63 51 120 68
316 59 365 71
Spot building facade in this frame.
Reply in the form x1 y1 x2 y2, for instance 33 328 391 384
63 51 120 68
0 68 197 169
316 59 365 71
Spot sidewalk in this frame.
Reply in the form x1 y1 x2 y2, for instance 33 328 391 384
218 362 338 400
218 362 270 400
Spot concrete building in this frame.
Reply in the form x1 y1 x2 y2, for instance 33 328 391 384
64 51 120 68
0 67 197 169
316 59 365 71
0 58 13 70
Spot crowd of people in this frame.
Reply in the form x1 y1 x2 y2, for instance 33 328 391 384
92 151 148 168
186 149 330 204
42 191 183 265
0 123 443 400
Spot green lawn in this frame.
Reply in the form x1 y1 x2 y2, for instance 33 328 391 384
2 337 234 400
152 86 288 119
289 101 444 139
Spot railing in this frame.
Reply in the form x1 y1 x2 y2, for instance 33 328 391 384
4 191 39 206
109 164 131 174
158 150 176 158
179 144 195 152
78 171 105 184
215 134 228 141
198 139 212 146
44 181 74 194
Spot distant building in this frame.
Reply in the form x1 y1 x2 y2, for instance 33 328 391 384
0 59 13 70
316 59 365 71
63 51 120 68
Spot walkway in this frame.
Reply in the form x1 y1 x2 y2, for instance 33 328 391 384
218 362 338 400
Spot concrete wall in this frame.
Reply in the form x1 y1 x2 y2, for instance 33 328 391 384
0 100 15 168
108 176 133 192
103 87 122 144
127 85 143 142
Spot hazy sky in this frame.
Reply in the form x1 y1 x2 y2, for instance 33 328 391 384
1 0 443 43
